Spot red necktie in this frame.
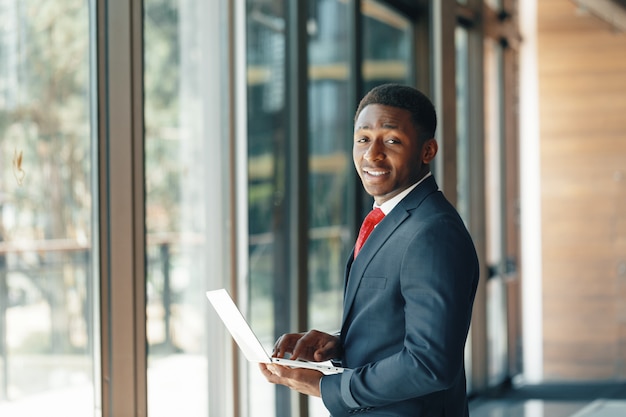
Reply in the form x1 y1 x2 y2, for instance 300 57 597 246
354 208 385 258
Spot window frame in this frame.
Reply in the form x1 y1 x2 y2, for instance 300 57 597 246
97 1 147 416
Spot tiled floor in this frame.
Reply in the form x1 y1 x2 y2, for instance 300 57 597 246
469 382 626 417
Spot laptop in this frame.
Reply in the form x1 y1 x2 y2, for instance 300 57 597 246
206 289 344 375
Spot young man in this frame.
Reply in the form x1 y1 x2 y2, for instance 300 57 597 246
260 84 479 417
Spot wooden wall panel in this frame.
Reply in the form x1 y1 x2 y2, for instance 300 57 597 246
538 0 626 380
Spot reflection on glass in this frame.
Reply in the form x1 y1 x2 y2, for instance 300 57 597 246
0 1 98 415
307 1 352 415
307 0 350 346
362 0 413 92
246 0 287 415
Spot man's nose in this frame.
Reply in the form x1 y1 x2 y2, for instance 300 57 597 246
364 140 384 161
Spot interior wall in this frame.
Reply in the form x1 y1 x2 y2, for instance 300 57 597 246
538 0 626 380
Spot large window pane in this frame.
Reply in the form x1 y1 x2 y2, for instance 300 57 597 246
307 0 350 348
0 1 99 415
362 0 413 91
307 1 352 415
144 1 230 416
246 0 287 415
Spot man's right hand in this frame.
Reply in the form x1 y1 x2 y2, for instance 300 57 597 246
273 329 341 362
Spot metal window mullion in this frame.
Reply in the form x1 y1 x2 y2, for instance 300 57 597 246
233 0 249 412
97 1 146 416
285 1 309 416
430 0 458 199
348 0 365 228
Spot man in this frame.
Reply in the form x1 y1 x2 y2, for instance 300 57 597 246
260 84 479 416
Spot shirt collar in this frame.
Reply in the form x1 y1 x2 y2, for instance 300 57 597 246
375 172 432 215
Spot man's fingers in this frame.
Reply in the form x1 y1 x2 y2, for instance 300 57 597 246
272 340 285 358
273 335 294 358
262 363 292 382
292 332 320 360
272 333 304 358
313 348 329 362
290 338 305 360
259 363 323 397
313 339 339 361
273 330 338 361
259 363 283 383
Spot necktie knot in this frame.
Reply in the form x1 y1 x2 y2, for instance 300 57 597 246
354 208 385 258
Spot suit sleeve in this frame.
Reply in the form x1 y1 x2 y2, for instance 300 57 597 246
320 214 479 415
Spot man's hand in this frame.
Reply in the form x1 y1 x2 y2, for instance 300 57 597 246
273 329 341 362
259 363 323 397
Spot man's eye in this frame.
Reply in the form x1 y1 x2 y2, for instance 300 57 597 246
386 138 400 144
356 137 368 143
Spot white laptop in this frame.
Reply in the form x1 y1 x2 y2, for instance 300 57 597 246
206 289 344 375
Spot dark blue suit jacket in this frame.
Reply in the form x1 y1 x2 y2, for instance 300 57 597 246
320 176 479 416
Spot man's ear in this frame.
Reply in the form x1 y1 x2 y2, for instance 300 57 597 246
421 139 438 164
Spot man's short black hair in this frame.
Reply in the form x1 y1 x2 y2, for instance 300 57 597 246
354 84 437 140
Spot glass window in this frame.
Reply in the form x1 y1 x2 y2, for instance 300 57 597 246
484 37 509 386
307 0 352 415
245 0 287 415
455 27 471 223
144 1 231 416
307 0 350 340
362 0 413 92
455 25 474 393
0 1 99 415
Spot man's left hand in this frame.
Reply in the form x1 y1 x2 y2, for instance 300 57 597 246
259 363 323 397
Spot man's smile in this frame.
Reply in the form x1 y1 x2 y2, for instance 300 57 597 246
362 168 391 177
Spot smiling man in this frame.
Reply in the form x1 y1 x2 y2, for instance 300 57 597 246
260 84 479 417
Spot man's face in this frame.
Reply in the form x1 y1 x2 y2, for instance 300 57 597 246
353 104 434 205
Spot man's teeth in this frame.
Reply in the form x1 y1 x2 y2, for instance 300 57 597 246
366 170 387 176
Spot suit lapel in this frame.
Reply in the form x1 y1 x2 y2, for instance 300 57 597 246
342 176 439 324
